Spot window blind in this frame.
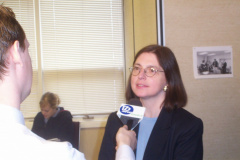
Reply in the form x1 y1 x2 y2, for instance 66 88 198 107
3 0 125 117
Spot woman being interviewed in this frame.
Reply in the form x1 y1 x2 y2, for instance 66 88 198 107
99 44 203 160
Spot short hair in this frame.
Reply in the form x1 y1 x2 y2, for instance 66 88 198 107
0 4 26 80
125 44 187 111
39 92 61 109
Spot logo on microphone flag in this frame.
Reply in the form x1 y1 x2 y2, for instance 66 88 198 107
120 105 134 115
117 104 145 119
117 103 145 130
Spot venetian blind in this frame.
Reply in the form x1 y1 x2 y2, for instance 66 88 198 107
39 0 125 115
3 0 125 117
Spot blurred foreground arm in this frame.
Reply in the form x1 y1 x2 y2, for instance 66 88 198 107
115 125 136 160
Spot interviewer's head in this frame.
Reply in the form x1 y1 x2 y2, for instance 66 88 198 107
0 4 26 79
0 4 32 102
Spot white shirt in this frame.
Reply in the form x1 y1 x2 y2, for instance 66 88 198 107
116 145 135 160
0 104 86 160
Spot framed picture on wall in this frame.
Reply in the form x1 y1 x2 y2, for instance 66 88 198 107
193 46 233 79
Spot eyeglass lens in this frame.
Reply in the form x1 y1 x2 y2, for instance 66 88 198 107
130 67 158 77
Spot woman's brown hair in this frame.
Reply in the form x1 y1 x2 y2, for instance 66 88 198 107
125 44 187 111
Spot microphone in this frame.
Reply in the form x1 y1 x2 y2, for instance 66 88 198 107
117 98 145 130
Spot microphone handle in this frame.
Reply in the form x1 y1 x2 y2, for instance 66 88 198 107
126 119 133 130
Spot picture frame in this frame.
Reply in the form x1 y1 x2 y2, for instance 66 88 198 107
193 46 233 79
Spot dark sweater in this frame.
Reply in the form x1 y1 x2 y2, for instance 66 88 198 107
32 107 74 146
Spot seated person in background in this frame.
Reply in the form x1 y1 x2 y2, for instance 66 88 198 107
32 92 74 146
199 60 208 73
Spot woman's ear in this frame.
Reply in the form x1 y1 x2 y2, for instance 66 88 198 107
10 40 23 66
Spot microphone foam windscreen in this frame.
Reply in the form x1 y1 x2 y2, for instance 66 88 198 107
127 98 142 107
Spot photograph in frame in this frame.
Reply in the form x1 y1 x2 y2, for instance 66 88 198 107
193 46 233 79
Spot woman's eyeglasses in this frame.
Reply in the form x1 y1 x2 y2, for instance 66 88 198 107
129 66 164 77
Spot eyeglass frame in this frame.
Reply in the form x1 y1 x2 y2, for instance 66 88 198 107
129 66 164 77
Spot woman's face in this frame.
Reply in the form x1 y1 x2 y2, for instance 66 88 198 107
41 103 56 119
131 52 167 100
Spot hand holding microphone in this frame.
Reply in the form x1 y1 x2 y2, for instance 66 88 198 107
115 125 137 151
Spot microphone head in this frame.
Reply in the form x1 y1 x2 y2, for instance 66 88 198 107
127 98 142 107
